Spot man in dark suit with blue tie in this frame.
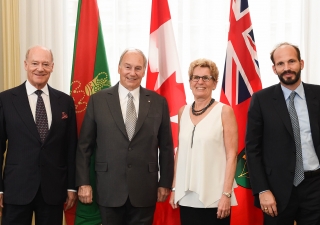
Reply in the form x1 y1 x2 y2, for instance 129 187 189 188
246 42 320 225
76 49 174 225
0 45 77 224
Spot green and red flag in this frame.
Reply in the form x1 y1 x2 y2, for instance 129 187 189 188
66 0 110 224
220 0 263 224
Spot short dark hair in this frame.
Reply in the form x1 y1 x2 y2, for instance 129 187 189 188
270 42 301 64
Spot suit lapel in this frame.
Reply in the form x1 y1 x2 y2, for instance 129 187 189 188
106 84 128 138
133 88 151 139
272 84 294 138
12 83 41 142
303 83 319 147
46 85 61 142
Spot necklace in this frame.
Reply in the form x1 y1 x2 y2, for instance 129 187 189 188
192 98 215 116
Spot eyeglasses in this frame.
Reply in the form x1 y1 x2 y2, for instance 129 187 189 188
190 75 214 82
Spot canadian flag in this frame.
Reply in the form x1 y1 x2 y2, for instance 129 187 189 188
146 0 186 224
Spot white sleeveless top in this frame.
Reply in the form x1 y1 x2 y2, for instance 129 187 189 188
175 103 237 208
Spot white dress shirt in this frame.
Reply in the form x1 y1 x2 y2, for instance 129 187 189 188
26 80 52 128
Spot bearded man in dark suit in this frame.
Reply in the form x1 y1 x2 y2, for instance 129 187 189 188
0 45 77 225
246 42 320 225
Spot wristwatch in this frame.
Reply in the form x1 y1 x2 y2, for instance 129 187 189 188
222 192 231 198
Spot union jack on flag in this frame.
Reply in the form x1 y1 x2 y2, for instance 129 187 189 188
220 0 263 224
221 0 261 107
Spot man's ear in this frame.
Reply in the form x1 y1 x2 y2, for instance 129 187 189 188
272 65 277 74
24 61 27 71
300 59 304 70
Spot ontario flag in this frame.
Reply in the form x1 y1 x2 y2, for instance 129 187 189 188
146 0 186 224
220 0 263 224
66 0 111 224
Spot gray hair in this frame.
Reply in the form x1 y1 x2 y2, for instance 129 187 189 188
118 48 147 69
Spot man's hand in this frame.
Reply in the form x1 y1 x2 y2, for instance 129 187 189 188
157 187 170 202
259 191 278 217
78 185 93 204
65 191 77 211
0 193 3 216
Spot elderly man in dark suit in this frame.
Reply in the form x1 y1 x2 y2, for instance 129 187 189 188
246 42 320 225
76 48 174 225
0 45 77 224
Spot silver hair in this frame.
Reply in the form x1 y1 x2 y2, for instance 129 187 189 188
118 48 147 69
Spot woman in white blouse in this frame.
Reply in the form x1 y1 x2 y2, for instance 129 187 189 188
169 59 238 225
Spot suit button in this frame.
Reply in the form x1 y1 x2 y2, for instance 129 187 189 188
128 148 132 151
128 164 132 168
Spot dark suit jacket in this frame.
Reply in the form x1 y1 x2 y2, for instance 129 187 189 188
76 83 174 207
245 82 320 213
0 82 77 205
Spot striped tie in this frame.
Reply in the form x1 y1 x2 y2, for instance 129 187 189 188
288 91 304 186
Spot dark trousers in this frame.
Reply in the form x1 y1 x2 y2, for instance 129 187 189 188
1 187 63 225
179 205 230 225
264 169 320 225
99 197 156 225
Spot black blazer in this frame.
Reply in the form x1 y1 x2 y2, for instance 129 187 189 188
245 82 320 213
0 82 77 205
76 83 174 207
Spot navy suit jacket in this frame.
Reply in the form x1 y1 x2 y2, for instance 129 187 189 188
0 82 77 205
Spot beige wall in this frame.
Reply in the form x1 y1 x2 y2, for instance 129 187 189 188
1 0 21 91
0 1 3 92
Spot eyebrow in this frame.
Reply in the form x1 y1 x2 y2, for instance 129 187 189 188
192 75 210 76
31 60 50 62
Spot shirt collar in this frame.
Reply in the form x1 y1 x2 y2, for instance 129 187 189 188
118 82 140 100
281 82 305 101
25 80 49 96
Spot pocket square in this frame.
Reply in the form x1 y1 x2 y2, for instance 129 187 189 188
62 112 68 119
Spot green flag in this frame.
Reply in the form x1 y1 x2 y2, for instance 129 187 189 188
67 0 110 224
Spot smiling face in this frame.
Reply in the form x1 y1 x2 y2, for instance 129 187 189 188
190 66 217 100
272 44 304 90
118 50 146 91
24 46 54 89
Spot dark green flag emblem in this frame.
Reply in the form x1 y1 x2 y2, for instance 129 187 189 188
235 149 251 189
